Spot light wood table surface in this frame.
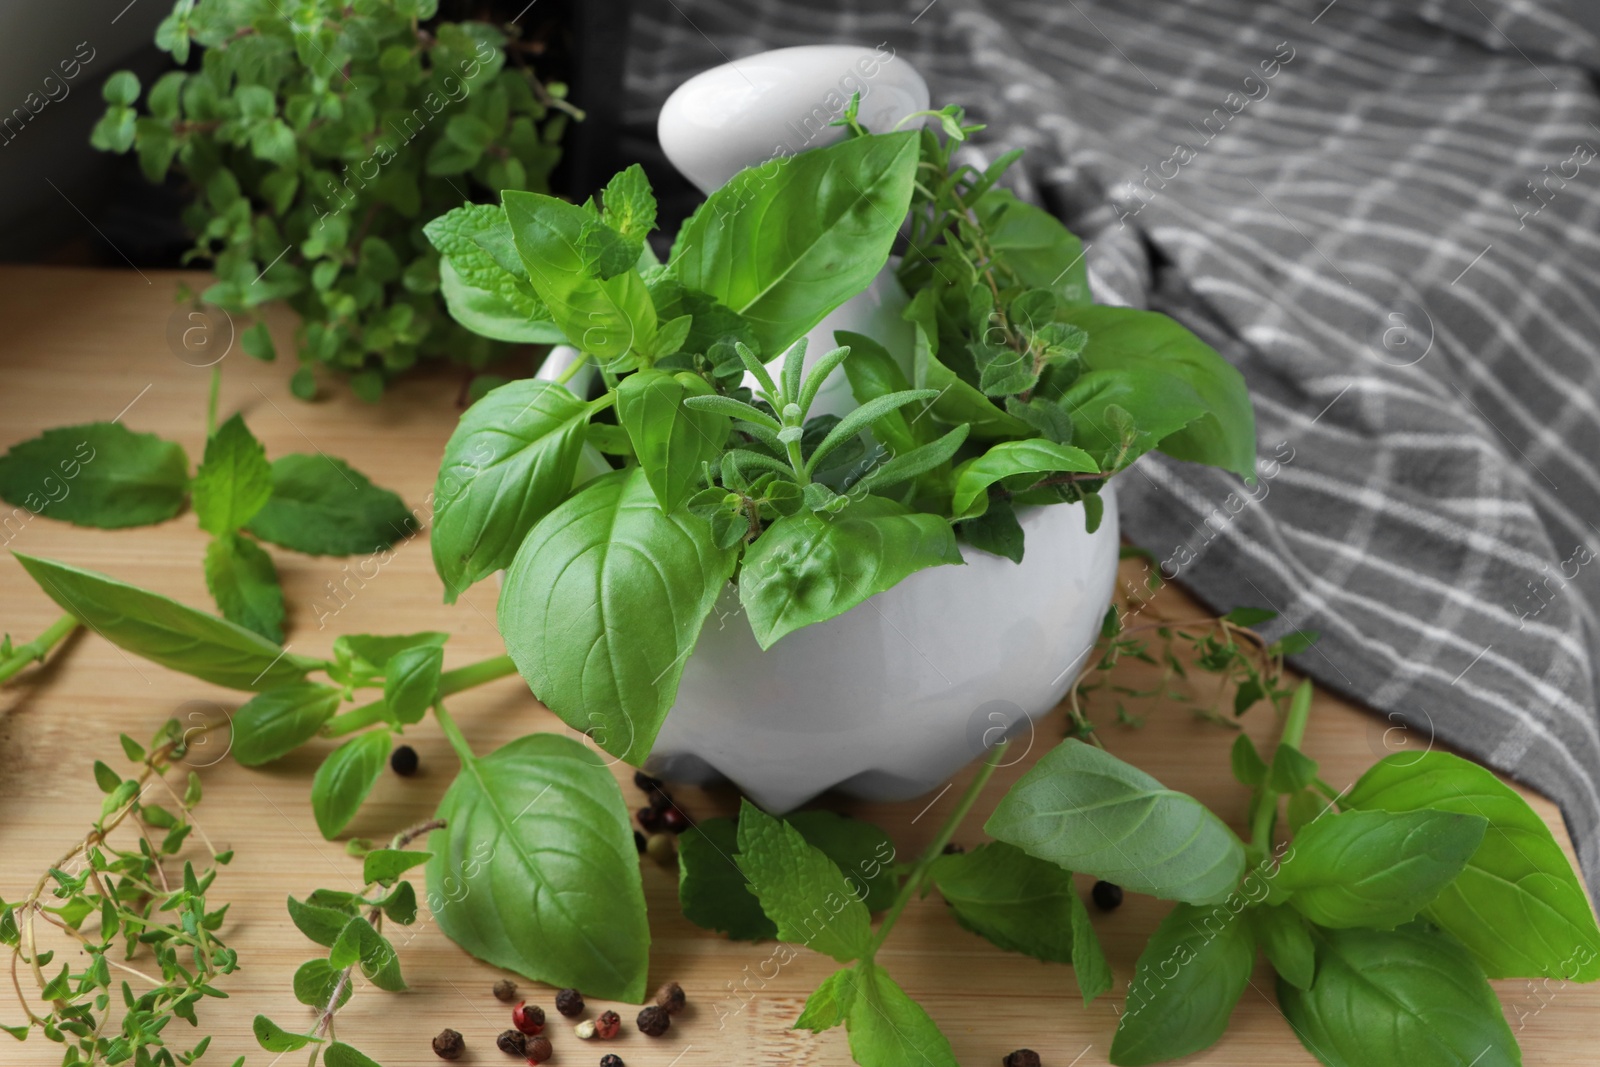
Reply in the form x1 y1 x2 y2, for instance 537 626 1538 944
1 266 1595 1066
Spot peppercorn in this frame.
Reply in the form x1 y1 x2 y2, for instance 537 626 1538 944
942 842 965 854
633 829 647 853
431 1028 464 1060
660 806 691 833
595 1009 621 1039
497 1030 528 1056
494 978 519 1002
575 1019 596 1039
1092 880 1124 911
600 1056 625 1067
636 1005 671 1037
391 744 419 777
512 1001 546 1035
654 980 686 1015
648 789 674 812
636 806 665 833
525 1034 553 1064
555 987 585 1017
646 833 676 866
633 770 664 792
1002 1050 1041 1067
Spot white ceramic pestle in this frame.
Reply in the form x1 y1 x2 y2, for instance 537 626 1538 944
656 44 930 417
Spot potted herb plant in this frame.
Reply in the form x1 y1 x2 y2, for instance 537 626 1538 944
423 74 1254 805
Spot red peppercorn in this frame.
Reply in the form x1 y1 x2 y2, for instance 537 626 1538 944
660 806 691 833
636 1005 671 1037
512 1001 545 1035
524 1034 553 1064
636 806 665 833
595 1009 621 1039
554 987 585 1017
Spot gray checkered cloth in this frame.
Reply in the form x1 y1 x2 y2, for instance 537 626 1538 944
623 0 1600 884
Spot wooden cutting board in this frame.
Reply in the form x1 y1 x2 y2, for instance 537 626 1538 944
1 266 1593 1066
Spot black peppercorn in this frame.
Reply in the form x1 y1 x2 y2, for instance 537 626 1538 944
595 1009 621 1039
660 806 691 833
648 789 674 812
1092 880 1124 911
431 1028 464 1060
493 978 518 1002
633 829 647 853
525 1034 553 1064
391 744 419 776
654 980 686 1015
1003 1051 1041 1067
942 842 965 854
497 1030 528 1056
633 770 664 792
636 806 665 833
555 987 585 1017
600 1055 625 1067
636 1005 671 1037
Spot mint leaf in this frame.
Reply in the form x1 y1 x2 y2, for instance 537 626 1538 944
382 643 442 725
0 423 188 529
247 453 414 557
599 163 657 242
1345 750 1600 980
311 729 391 839
794 966 856 1032
929 841 1076 964
14 553 312 690
986 740 1246 905
843 962 959 1067
430 378 593 601
233 683 342 766
1110 903 1254 1065
426 733 649 1002
1279 924 1518 1067
193 413 272 536
735 800 872 963
1275 808 1486 930
424 203 563 344
203 533 284 642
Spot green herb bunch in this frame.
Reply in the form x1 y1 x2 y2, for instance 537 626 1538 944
0 406 414 643
251 822 436 1066
2 719 241 1067
421 102 1254 767
93 0 575 399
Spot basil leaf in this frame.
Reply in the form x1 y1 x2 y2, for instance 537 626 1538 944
232 683 342 766
1249 904 1315 990
424 203 563 344
192 414 273 535
616 369 729 512
929 841 1076 964
739 495 963 650
13 553 314 690
203 533 284 643
310 729 391 839
286 894 352 947
503 190 657 367
251 1015 317 1052
362 849 430 887
426 732 648 1001
986 740 1245 905
383 643 442 726
1231 734 1269 788
1279 924 1519 1067
1345 750 1600 980
905 289 1032 439
323 1042 382 1067
0 422 188 529
736 801 872 963
671 131 920 358
949 439 1099 520
246 454 414 557
1276 808 1486 930
333 631 447 684
843 962 959 1067
679 811 897 940
1110 903 1254 1065
1059 306 1256 479
835 330 920 454
499 468 735 764
1268 743 1319 795
959 497 1026 563
645 278 759 359
1070 884 1114 1005
795 966 857 1033
431 379 593 602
